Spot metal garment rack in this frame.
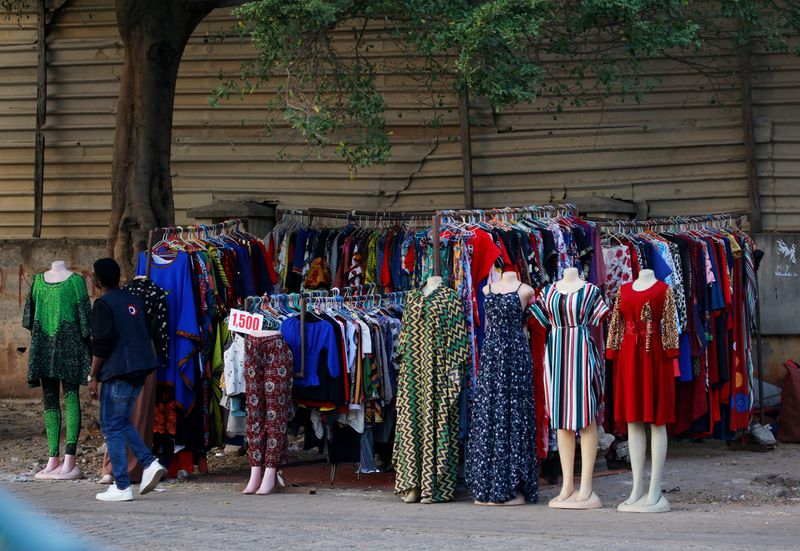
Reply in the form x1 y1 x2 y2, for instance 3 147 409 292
597 210 766 427
246 283 407 483
430 203 579 277
144 219 246 279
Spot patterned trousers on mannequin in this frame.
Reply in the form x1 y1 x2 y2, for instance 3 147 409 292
244 334 293 468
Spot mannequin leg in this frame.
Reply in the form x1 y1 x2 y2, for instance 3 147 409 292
622 422 647 506
58 384 82 477
645 424 668 506
576 421 598 501
243 466 263 494
403 487 421 503
552 429 576 502
256 467 277 495
37 378 61 478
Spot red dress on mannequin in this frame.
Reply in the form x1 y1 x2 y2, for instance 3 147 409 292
606 281 680 426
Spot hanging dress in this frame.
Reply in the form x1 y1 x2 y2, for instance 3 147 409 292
606 281 680 426
23 273 91 387
393 286 470 503
530 283 610 431
466 284 539 503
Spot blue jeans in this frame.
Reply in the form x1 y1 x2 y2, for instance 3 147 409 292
100 378 155 490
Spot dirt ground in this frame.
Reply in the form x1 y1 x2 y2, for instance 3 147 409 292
2 397 800 506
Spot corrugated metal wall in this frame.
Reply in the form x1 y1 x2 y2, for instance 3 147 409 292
0 0 796 237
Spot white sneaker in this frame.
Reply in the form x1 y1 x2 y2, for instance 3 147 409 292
96 485 134 502
139 460 167 495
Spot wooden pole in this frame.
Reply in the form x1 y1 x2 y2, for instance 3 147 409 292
432 214 442 277
458 89 474 210
739 43 763 233
32 0 47 238
145 229 154 279
300 295 306 379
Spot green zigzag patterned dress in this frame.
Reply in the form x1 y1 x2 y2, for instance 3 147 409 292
23 273 91 387
393 286 470 503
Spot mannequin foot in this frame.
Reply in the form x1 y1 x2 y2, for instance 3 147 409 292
243 466 263 494
619 494 670 513
99 474 114 485
548 489 575 507
420 497 433 504
555 491 603 510
255 468 277 495
60 454 77 474
403 487 421 504
35 457 61 480
50 466 84 480
621 489 646 507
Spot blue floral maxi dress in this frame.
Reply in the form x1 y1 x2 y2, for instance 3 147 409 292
466 286 539 503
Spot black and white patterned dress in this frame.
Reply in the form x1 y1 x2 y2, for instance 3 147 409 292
466 285 538 503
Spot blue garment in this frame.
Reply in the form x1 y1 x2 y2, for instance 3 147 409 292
280 316 340 386
136 251 200 411
229 241 256 299
704 239 725 311
391 234 403 290
648 242 673 281
100 378 156 490
678 332 693 382
293 230 309 272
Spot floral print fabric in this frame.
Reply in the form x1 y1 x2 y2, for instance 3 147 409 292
244 334 293 468
466 288 538 503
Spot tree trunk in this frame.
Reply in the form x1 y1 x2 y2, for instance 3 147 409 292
108 0 214 276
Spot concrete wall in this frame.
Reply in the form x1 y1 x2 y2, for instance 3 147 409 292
0 238 104 397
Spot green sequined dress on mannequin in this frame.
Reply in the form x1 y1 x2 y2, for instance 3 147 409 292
23 273 91 457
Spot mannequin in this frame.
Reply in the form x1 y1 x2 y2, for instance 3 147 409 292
482 271 535 309
547 268 602 509
43 261 72 284
468 270 537 506
403 275 445 504
395 278 470 504
421 275 442 296
29 260 85 480
242 328 293 495
618 269 670 513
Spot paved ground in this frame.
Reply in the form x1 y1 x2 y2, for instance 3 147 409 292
3 395 800 550
2 477 799 551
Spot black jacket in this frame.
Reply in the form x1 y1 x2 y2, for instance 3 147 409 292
91 288 159 382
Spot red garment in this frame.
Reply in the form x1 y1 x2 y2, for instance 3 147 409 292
380 231 395 291
527 314 549 459
607 281 680 426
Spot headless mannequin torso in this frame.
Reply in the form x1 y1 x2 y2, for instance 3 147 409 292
548 268 602 510
43 261 72 284
482 271 535 309
619 269 670 513
421 276 443 297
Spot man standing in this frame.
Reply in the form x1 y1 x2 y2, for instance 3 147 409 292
88 258 167 502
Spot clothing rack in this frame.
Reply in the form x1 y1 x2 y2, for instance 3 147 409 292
597 212 748 233
245 285 407 386
430 203 580 277
598 210 765 428
144 219 247 279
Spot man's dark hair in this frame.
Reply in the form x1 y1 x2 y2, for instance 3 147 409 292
93 257 120 288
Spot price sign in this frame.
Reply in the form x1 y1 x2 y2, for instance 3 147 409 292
227 309 265 335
